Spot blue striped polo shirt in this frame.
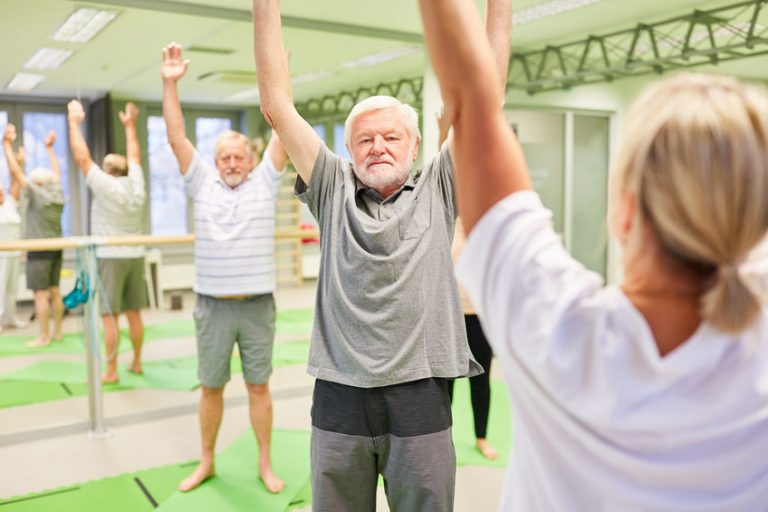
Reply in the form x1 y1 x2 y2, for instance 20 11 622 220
185 151 284 296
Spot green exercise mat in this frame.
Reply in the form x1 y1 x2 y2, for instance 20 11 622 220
451 378 512 467
0 320 195 358
275 308 314 336
0 360 200 391
157 429 311 511
0 429 311 512
0 380 88 409
273 340 309 367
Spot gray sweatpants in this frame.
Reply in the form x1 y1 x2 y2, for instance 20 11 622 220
310 378 456 512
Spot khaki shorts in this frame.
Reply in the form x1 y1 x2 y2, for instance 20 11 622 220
26 252 63 291
98 258 148 314
194 293 276 388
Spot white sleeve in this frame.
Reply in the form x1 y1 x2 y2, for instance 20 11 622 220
127 163 146 207
456 191 602 363
183 152 213 197
256 151 285 198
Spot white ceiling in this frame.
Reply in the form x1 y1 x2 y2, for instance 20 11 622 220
0 0 761 105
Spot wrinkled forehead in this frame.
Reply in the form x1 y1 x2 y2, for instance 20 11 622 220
351 107 409 138
215 138 251 159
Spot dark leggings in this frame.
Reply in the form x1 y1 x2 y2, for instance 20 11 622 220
448 314 493 439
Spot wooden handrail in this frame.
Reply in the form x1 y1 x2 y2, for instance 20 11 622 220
0 229 320 252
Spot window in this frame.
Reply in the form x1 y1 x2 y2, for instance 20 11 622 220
195 117 232 168
334 123 350 160
0 111 8 192
312 124 326 143
23 112 71 236
146 113 238 236
147 115 185 235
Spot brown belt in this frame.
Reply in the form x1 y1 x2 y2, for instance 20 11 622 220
213 294 257 301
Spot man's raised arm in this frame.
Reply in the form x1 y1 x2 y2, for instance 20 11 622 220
3 124 27 189
252 0 321 184
67 100 94 175
44 131 61 183
120 102 141 166
161 43 196 174
420 0 530 233
444 0 512 158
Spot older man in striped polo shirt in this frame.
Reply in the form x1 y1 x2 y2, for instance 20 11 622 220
161 43 288 495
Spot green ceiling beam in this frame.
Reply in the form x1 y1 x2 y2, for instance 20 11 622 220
509 0 768 94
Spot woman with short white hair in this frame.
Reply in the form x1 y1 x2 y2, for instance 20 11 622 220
421 0 768 510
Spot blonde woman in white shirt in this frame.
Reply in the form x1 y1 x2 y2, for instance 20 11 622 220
421 1 768 510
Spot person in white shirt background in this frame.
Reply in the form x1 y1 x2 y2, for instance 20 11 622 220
0 146 26 332
421 0 768 510
67 100 147 384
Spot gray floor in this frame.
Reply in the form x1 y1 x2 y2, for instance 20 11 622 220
0 281 505 511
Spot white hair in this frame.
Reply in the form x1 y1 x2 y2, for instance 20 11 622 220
344 96 420 149
29 168 54 186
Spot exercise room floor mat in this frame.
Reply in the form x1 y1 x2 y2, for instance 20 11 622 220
0 360 200 391
0 429 311 512
0 309 314 358
451 378 512 468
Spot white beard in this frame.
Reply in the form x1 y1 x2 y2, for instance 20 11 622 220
224 173 245 188
352 158 413 194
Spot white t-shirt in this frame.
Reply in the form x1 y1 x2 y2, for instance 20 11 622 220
185 151 283 297
457 191 768 512
0 195 22 258
86 163 146 259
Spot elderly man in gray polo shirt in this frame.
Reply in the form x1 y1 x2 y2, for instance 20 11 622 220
161 42 289 495
3 124 65 348
67 100 147 384
253 1 510 510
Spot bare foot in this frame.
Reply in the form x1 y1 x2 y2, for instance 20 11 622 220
52 334 64 342
179 462 215 492
101 372 119 385
128 361 143 375
259 465 285 494
26 337 51 348
475 438 498 460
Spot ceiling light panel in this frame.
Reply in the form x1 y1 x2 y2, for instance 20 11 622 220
342 47 422 68
291 71 335 85
6 73 46 92
52 8 118 43
513 0 604 26
23 48 74 70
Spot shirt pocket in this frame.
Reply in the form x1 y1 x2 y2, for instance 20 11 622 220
398 193 432 240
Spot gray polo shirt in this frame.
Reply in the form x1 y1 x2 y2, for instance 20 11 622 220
24 182 64 240
296 144 481 388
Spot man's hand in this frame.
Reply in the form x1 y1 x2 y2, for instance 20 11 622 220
44 130 56 148
119 102 139 127
161 43 189 83
3 124 16 144
67 100 86 125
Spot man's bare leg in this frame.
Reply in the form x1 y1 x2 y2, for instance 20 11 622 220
124 309 143 374
27 290 51 347
246 381 284 493
50 286 64 341
102 314 120 383
179 386 224 492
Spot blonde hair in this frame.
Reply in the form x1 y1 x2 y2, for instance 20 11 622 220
614 73 768 332
102 154 127 176
214 130 252 159
344 95 420 149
